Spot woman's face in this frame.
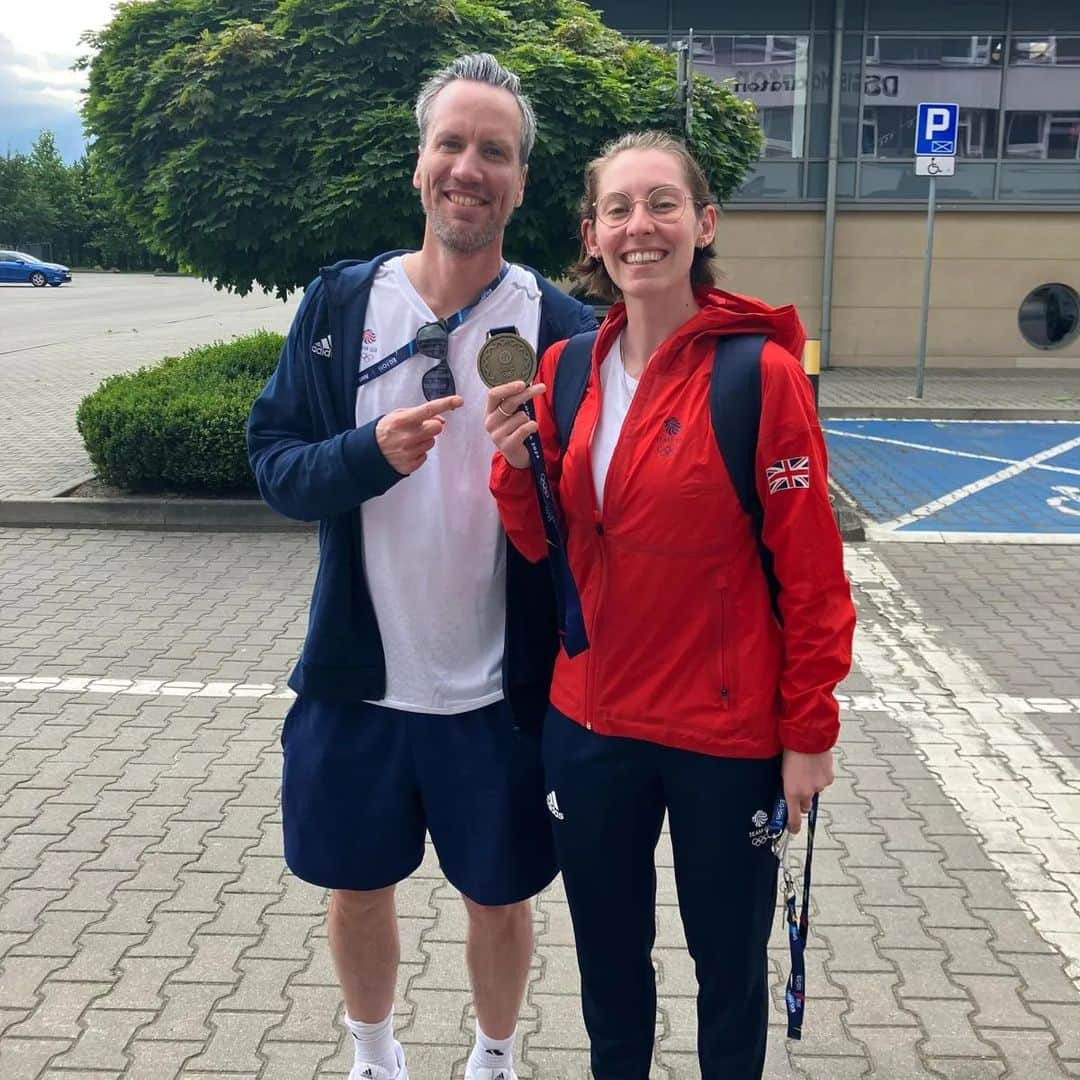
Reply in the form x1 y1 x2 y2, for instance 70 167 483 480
582 147 716 302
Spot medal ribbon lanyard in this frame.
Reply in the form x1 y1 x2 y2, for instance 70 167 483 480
357 264 510 388
486 326 589 659
768 792 819 1040
522 398 588 657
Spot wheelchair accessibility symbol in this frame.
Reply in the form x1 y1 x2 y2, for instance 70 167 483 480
1047 485 1080 518
915 154 956 177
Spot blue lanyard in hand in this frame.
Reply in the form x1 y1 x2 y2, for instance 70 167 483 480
487 326 589 658
522 398 588 657
357 263 510 388
768 792 819 1040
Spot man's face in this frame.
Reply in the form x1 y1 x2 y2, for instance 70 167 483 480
414 80 528 256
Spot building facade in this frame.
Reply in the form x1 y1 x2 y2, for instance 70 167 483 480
592 0 1080 368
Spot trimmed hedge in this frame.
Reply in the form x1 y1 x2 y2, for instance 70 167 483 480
76 331 284 493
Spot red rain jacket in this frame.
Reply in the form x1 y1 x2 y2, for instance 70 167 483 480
491 288 856 758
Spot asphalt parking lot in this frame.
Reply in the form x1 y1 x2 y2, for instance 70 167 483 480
0 274 300 500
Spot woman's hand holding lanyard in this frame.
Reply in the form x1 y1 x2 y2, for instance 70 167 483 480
781 748 834 834
771 748 833 1040
485 380 548 469
485 376 588 658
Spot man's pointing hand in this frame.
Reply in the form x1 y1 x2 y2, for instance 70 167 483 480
376 395 464 475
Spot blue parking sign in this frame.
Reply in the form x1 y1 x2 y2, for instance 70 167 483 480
916 103 959 156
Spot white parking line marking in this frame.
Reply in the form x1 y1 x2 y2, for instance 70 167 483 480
823 427 1080 479
863 528 1080 545
868 433 1080 532
0 674 293 699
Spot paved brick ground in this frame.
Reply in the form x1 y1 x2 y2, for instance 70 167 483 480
0 276 299 500
819 368 1080 413
1 530 1078 1078
875 545 1080 760
3 271 1080 1078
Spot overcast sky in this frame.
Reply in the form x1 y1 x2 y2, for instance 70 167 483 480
1 0 128 161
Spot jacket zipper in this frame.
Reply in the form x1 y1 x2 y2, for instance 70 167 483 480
583 337 652 730
322 268 360 435
583 510 608 731
718 586 731 709
583 351 609 732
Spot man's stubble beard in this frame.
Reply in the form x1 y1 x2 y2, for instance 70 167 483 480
425 192 514 256
430 215 503 255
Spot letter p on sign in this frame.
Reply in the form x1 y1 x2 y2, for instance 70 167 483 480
916 102 959 156
927 108 951 136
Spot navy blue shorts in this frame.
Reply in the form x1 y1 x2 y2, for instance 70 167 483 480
280 696 557 905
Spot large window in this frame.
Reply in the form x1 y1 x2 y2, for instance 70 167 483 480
617 5 1080 204
865 0 1007 32
693 35 811 157
1013 1 1080 31
1004 38 1080 161
860 37 1002 159
674 0 812 31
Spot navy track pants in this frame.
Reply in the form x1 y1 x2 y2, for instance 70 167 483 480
543 708 781 1079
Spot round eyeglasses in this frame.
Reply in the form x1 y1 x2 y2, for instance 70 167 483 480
593 185 695 227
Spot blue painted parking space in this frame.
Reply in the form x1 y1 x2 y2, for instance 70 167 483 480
1053 445 1080 472
823 420 1080 538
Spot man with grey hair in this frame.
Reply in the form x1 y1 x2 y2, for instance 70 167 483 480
249 52 595 1080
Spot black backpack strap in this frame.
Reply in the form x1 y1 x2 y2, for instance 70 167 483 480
709 334 781 617
709 334 766 516
551 331 598 450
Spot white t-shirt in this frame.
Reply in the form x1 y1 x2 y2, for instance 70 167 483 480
591 334 637 511
356 257 542 714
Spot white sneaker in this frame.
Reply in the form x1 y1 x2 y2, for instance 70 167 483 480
465 1066 516 1080
349 1040 407 1080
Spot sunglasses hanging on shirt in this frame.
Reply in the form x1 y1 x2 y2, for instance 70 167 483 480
415 321 455 400
357 263 510 400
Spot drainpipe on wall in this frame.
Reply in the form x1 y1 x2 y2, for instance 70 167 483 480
820 0 846 370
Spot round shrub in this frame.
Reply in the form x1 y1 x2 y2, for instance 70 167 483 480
76 331 284 493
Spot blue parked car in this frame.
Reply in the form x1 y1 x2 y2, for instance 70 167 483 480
0 250 72 287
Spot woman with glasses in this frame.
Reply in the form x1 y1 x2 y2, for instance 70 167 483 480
484 131 855 1078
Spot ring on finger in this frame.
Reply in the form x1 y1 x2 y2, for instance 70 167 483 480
497 402 516 418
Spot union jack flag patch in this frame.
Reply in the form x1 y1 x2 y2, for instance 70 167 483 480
766 456 810 494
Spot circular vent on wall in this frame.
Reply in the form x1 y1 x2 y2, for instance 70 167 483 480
1018 283 1080 350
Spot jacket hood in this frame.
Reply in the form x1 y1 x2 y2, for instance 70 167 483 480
319 251 410 308
596 286 806 368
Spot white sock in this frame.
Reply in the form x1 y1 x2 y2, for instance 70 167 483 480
468 1021 514 1076
345 1011 398 1076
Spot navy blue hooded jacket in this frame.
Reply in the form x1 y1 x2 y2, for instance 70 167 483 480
247 252 597 733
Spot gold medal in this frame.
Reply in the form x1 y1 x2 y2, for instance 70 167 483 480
477 333 537 388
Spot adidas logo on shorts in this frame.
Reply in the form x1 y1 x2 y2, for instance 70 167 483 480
546 791 564 820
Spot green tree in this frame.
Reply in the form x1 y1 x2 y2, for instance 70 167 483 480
0 150 52 251
82 0 761 296
0 153 30 245
25 131 87 265
79 150 171 271
0 131 165 270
